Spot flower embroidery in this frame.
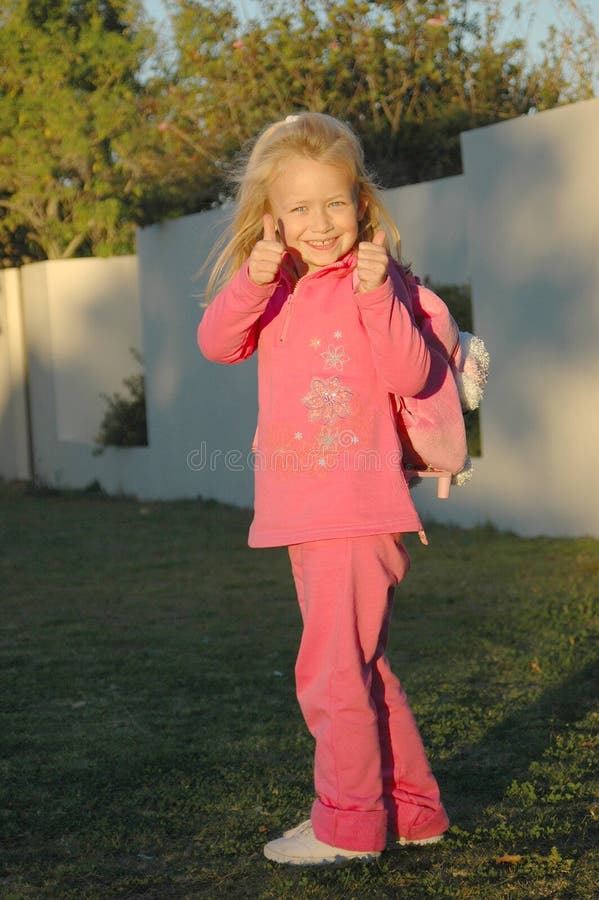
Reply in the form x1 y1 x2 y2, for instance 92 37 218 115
309 337 321 350
294 431 303 440
321 344 350 371
333 330 342 339
302 376 353 424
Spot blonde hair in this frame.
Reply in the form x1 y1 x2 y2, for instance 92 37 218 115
204 112 403 300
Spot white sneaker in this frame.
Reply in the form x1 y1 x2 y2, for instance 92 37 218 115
264 820 381 866
397 833 444 846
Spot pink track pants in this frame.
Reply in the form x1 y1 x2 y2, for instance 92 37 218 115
288 533 449 852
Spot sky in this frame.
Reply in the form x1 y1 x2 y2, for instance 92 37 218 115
142 0 599 52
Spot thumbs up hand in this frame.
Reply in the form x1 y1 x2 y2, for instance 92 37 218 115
248 213 285 286
356 230 389 293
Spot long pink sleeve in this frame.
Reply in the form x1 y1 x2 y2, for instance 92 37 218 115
197 264 275 364
354 274 431 398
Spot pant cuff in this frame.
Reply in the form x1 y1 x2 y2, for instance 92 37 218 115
392 803 450 841
311 798 388 851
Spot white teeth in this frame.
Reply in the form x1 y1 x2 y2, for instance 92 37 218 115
309 239 336 247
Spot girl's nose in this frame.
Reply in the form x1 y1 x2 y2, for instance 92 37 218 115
310 207 333 232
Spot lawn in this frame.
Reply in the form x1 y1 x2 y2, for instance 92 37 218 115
1 482 597 898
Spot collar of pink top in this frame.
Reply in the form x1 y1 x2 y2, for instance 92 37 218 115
279 248 357 289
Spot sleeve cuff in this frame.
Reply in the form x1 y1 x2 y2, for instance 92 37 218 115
352 276 395 307
235 262 279 306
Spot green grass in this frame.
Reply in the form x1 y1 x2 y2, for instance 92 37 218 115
1 482 597 899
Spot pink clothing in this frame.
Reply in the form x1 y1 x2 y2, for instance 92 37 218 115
289 534 449 851
198 253 431 547
199 252 450 853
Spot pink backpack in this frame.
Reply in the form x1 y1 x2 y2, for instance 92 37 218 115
392 268 489 498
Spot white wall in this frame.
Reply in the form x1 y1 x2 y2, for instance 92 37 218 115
385 175 468 285
411 99 599 537
2 98 598 537
136 209 261 505
19 256 150 493
135 100 599 537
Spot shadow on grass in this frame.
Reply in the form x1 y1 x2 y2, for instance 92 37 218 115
440 654 599 829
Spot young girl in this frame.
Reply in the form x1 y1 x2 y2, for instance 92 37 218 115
198 112 451 865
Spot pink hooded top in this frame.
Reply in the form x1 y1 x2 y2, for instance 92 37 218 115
198 252 432 547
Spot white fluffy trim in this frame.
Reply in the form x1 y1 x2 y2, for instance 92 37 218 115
452 456 474 487
455 332 490 411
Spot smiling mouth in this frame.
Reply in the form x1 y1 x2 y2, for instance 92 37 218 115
306 238 338 249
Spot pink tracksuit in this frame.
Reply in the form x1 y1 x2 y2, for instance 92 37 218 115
198 252 450 850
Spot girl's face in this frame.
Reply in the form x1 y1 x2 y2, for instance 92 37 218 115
267 156 363 275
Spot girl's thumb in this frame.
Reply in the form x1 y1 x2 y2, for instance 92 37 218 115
373 230 387 247
263 213 278 242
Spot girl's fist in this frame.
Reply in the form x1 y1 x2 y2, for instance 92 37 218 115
356 230 388 293
248 213 285 285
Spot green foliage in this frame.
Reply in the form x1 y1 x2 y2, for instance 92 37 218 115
94 349 148 450
0 0 597 266
0 0 158 264
0 486 597 897
156 0 598 199
430 281 482 457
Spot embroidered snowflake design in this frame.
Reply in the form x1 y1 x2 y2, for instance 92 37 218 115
320 343 350 371
333 330 342 339
309 337 321 350
294 431 303 440
316 428 340 452
301 376 353 424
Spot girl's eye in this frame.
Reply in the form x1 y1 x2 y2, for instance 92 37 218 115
292 206 307 213
330 201 345 207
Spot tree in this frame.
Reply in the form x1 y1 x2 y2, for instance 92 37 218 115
0 0 158 265
154 0 597 196
0 0 596 266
